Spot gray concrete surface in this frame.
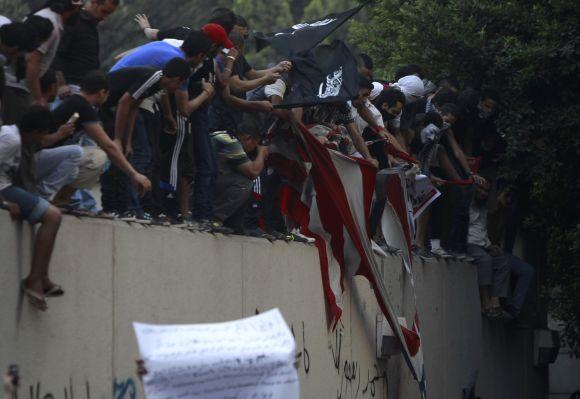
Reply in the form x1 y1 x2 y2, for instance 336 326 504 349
0 211 548 398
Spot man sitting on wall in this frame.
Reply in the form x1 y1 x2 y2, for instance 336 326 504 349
0 106 65 311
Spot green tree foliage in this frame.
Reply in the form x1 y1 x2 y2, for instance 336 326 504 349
352 0 580 355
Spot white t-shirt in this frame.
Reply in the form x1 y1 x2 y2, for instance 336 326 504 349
350 100 384 134
34 8 63 77
0 15 11 27
0 125 21 191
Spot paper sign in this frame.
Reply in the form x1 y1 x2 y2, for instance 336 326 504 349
409 174 441 220
133 309 299 399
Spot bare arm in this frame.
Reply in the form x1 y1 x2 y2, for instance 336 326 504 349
229 74 273 96
114 93 138 143
175 88 212 117
221 85 273 112
25 51 45 105
39 123 75 148
444 129 471 175
346 122 373 161
84 123 151 195
237 146 268 179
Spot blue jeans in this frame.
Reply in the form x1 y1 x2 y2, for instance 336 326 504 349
1 185 50 224
127 111 152 214
506 255 534 311
192 109 218 221
466 244 510 298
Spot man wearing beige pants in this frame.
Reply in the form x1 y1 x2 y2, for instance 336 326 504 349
51 70 151 206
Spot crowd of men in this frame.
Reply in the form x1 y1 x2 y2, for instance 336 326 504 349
0 0 534 322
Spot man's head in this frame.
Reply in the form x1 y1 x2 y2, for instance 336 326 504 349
394 64 424 81
160 58 191 93
40 69 58 102
233 14 249 39
229 30 245 55
436 75 460 93
440 103 460 125
236 117 261 153
374 88 406 121
17 105 54 145
352 75 373 107
181 30 212 67
80 69 109 105
0 23 37 56
85 0 119 22
202 23 233 57
431 87 458 110
208 7 236 34
25 15 54 50
478 89 499 119
357 53 373 80
396 75 424 104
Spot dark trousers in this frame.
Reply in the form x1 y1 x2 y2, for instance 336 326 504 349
261 168 285 232
142 109 164 215
100 107 129 213
127 111 152 215
214 171 253 233
444 186 472 252
506 255 534 311
192 109 218 221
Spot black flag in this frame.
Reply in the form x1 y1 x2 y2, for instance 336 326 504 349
254 3 367 56
276 40 359 109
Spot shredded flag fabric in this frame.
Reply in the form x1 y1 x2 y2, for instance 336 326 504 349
268 122 427 397
277 40 359 109
253 3 367 56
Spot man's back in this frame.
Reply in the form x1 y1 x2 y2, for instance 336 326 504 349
111 40 183 71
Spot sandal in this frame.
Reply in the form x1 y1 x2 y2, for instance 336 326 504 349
21 281 48 311
44 284 65 297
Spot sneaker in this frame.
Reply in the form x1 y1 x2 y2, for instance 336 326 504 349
118 211 137 222
463 254 476 262
243 228 276 242
267 230 292 241
447 250 467 261
291 229 315 243
171 215 192 228
414 247 436 261
432 247 453 259
135 212 153 224
200 220 234 235
151 213 171 226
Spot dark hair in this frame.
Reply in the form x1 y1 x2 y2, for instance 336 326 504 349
234 14 248 28
40 69 57 93
181 30 212 58
237 115 262 139
17 105 54 133
26 15 54 50
162 58 191 80
358 75 373 91
357 53 373 70
395 64 424 81
432 87 458 107
374 88 406 108
0 23 37 52
457 88 480 114
423 110 444 129
81 70 109 94
208 7 236 34
440 103 460 118
481 87 500 103
229 30 244 48
436 75 460 92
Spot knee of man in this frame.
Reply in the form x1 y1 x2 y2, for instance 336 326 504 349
43 205 62 226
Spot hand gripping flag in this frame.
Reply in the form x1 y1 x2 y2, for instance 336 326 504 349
267 123 427 397
254 3 367 56
276 40 359 109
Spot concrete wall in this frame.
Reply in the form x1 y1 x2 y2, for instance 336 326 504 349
0 211 547 398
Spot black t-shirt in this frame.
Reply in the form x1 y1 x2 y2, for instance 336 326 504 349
234 55 252 78
157 26 191 41
55 10 100 84
105 67 163 108
51 94 100 146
